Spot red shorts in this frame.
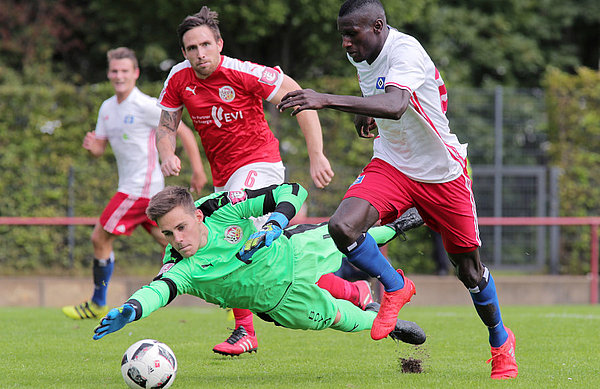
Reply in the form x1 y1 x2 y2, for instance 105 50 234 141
99 192 156 236
344 158 480 254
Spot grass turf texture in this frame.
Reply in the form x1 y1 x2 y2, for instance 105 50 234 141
4 305 598 388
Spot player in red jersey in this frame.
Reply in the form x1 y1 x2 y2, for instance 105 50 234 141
154 7 364 356
156 9 333 191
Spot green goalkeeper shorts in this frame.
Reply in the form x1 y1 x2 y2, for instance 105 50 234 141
261 223 345 330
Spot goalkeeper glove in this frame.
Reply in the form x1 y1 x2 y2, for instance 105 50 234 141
93 304 135 340
237 212 288 264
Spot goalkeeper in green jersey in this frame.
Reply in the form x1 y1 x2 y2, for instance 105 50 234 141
93 183 426 345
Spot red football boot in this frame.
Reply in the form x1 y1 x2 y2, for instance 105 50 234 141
371 269 416 340
212 326 258 356
487 327 518 379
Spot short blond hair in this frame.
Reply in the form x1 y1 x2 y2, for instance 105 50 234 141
106 47 139 68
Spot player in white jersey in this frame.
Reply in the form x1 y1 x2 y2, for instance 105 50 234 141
278 0 517 379
62 47 206 321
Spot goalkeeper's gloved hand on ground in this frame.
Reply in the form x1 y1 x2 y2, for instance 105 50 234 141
237 212 288 264
93 304 135 340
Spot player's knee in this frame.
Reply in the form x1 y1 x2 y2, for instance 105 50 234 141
450 250 482 289
457 268 480 289
454 260 482 289
328 216 358 248
91 227 114 253
90 230 103 247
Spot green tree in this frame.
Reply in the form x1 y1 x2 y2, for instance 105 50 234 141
544 66 600 273
0 0 87 83
4 0 598 87
408 0 599 87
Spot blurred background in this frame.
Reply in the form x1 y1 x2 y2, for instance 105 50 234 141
0 0 599 278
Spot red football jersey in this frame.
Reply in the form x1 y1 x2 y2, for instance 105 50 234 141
158 55 284 186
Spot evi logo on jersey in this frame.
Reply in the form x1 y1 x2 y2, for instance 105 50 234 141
211 106 244 128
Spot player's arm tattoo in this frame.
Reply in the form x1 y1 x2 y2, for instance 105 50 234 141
157 110 179 150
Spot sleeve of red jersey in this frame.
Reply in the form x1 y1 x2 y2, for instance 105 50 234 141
235 61 284 102
157 66 185 112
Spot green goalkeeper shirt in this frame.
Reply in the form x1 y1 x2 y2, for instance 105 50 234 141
127 183 307 320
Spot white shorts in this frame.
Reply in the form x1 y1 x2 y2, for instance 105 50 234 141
215 161 286 229
215 161 286 192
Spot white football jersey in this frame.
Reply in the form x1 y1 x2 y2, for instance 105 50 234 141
95 87 164 197
350 28 468 183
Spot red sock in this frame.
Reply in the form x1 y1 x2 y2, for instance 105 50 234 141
316 273 359 306
233 308 255 336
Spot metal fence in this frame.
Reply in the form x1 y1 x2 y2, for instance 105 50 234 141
449 87 558 272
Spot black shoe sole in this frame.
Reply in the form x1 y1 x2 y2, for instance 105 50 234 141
390 319 427 345
212 348 258 356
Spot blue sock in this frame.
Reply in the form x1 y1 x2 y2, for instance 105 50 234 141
91 254 114 306
344 233 404 292
469 266 508 347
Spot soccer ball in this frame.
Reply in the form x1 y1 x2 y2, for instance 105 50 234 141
121 339 177 389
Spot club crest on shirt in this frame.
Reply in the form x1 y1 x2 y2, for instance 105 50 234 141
376 77 385 89
259 67 279 85
228 190 247 205
219 86 235 102
224 225 243 244
350 174 365 187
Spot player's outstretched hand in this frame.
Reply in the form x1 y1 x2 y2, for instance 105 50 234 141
277 89 327 116
237 223 283 264
237 212 288 264
93 304 135 340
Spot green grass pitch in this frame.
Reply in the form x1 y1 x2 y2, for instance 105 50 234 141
4 304 599 388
